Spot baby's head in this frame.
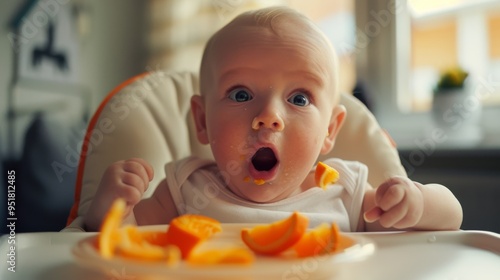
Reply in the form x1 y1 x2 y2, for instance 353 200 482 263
200 6 340 103
192 6 346 202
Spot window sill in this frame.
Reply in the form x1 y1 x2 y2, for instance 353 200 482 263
377 106 500 151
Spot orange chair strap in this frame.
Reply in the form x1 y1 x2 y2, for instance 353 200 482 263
66 72 150 226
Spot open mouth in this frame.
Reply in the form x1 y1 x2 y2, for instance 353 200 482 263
251 147 278 171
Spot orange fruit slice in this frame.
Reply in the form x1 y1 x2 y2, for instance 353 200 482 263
98 198 126 258
117 226 181 265
117 225 181 264
120 244 181 265
166 214 222 259
315 162 339 189
138 230 170 247
337 233 356 251
241 212 309 255
187 247 255 266
293 223 340 258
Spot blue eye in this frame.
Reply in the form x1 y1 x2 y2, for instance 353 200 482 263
228 88 252 102
287 92 310 107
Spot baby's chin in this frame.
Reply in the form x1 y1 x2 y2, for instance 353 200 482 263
227 181 291 204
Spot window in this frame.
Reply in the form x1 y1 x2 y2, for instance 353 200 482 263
406 0 500 112
354 0 500 149
354 0 500 113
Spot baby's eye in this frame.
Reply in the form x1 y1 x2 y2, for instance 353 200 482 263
287 92 310 107
228 88 253 102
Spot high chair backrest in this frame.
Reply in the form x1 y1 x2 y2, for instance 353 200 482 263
64 71 406 231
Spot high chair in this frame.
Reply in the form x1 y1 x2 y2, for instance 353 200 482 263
64 71 406 231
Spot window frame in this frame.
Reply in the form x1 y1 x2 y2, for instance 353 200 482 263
353 0 500 150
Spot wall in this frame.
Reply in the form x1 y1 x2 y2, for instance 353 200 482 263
412 19 457 69
0 2 19 159
489 12 500 59
1 0 148 233
0 0 147 160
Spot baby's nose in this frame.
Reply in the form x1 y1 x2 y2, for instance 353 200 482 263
252 111 284 131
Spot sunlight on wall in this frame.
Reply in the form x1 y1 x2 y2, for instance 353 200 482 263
489 13 500 59
409 0 463 15
411 20 457 70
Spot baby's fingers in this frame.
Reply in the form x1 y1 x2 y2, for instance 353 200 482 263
376 183 405 211
364 206 384 223
115 183 144 207
377 202 407 228
121 158 154 192
129 158 154 180
365 204 411 228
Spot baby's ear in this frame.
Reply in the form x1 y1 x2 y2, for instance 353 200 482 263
190 95 209 144
321 105 346 154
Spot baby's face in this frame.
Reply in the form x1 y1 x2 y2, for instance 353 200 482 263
196 24 341 202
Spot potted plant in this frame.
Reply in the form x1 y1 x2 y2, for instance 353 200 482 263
435 67 469 92
432 66 482 143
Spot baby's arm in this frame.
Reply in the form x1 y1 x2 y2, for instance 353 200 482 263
83 158 153 231
361 176 463 231
134 179 179 225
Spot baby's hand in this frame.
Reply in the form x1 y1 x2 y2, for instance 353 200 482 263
84 158 154 231
364 176 424 229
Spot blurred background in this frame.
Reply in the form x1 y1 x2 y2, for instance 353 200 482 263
1 0 499 233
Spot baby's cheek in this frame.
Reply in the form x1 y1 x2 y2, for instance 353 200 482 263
224 160 243 178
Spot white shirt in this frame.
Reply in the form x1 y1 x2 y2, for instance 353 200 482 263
164 156 368 232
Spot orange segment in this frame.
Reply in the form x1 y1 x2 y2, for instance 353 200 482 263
139 230 170 247
241 212 309 255
337 233 356 251
315 162 340 190
100 222 180 264
119 243 181 264
187 247 255 266
98 198 126 258
117 226 181 264
167 214 222 259
119 225 170 247
253 179 266 185
293 223 340 258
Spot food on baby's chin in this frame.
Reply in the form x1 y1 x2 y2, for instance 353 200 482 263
253 178 266 185
243 176 266 185
315 161 340 190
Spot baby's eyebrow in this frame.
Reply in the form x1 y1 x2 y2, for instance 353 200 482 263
288 70 325 89
216 66 327 92
218 68 253 85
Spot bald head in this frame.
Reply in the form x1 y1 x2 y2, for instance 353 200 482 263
199 6 340 103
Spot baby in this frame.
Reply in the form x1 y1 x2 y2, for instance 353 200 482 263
84 6 462 232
